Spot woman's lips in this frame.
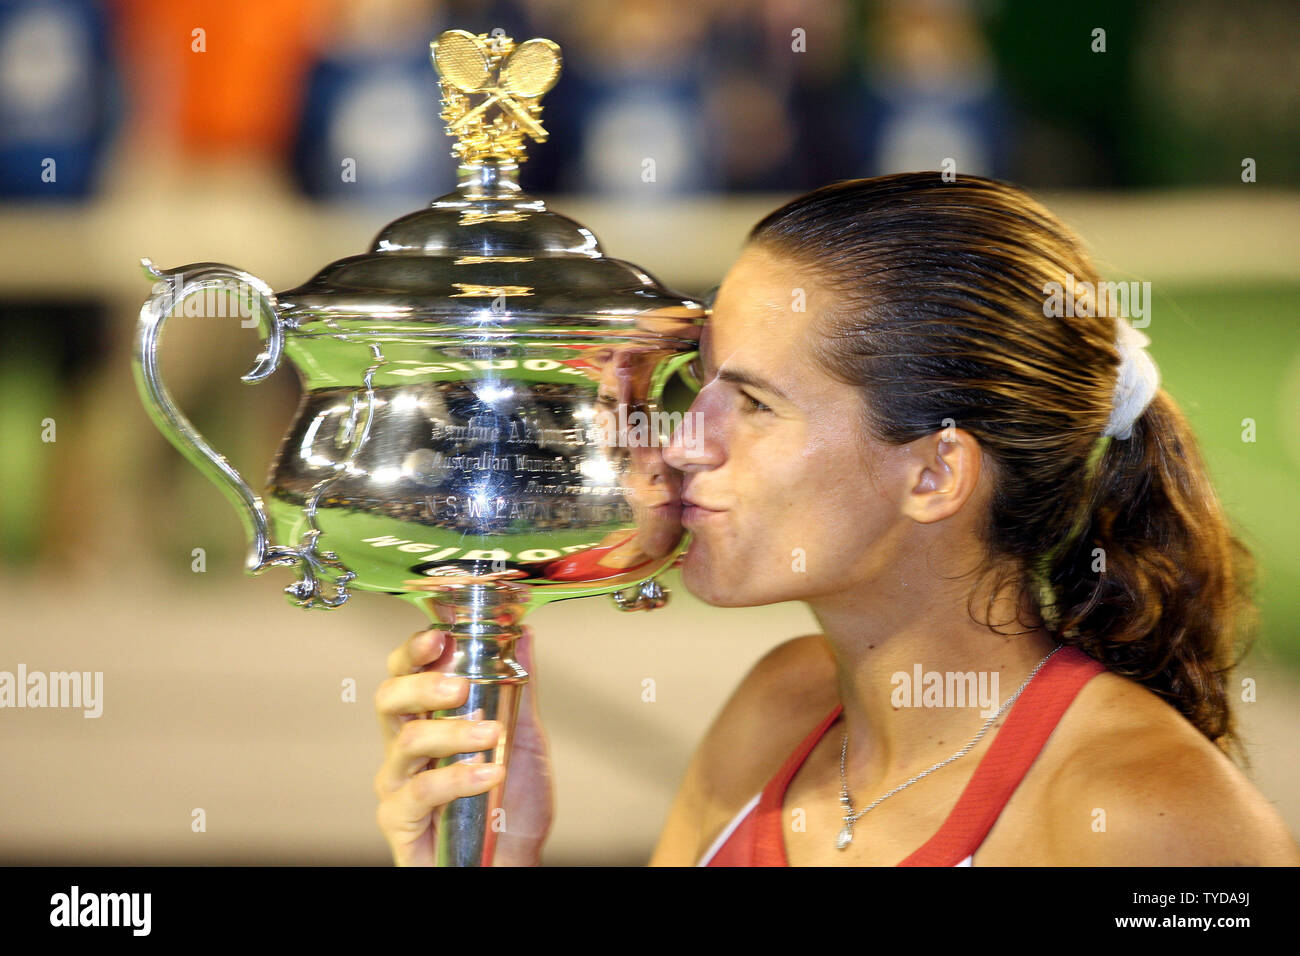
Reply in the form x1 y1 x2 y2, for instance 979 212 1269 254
682 502 725 525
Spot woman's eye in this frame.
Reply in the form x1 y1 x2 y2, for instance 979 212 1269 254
741 391 772 414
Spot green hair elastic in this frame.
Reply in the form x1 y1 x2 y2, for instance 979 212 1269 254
1031 433 1114 631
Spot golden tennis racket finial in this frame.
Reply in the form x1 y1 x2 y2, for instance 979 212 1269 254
431 29 562 165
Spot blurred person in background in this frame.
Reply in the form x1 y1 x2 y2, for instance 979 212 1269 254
694 0 799 192
0 0 118 198
552 0 716 195
291 0 460 203
852 0 1008 179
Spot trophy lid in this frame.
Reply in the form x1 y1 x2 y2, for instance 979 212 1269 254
275 30 705 343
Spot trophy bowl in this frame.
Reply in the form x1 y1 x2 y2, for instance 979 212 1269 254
133 29 706 866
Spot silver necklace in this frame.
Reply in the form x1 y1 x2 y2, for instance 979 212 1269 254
835 644 1062 850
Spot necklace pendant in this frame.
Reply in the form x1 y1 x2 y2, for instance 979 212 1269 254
836 825 853 850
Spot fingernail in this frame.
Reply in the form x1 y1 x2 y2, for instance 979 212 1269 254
473 765 503 783
470 720 497 741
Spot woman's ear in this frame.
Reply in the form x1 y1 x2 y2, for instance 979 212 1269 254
900 428 983 525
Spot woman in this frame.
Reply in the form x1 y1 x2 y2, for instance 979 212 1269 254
372 173 1300 866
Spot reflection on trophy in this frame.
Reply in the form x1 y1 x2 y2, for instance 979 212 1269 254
133 29 705 867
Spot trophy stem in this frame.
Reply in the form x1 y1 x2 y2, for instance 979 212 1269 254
419 582 531 867
456 161 522 199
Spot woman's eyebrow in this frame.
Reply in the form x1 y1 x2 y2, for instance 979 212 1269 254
699 339 791 401
715 367 791 402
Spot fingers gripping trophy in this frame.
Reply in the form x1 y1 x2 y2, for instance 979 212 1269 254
133 29 706 867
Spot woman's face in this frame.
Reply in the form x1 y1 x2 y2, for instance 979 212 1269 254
663 244 913 607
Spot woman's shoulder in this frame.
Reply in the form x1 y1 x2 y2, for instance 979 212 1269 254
1016 668 1300 865
695 634 840 806
649 634 837 865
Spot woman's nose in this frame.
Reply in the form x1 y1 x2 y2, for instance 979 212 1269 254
662 389 723 471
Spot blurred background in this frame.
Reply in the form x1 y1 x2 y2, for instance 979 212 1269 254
1 0 1297 864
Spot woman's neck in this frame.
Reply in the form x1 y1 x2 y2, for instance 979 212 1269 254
807 567 1057 788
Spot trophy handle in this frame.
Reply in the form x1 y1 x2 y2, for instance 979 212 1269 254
132 258 355 608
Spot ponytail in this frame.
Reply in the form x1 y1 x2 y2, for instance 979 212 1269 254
1034 390 1258 764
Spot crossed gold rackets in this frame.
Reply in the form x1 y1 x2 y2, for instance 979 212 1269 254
433 30 562 140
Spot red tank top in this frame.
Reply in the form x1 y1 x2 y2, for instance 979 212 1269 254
701 645 1106 866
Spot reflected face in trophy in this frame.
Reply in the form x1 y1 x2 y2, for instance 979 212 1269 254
662 244 913 607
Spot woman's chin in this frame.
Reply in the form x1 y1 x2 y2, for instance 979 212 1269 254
680 553 759 608
679 550 723 604
680 549 816 608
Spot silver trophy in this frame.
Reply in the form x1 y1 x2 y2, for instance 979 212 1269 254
133 29 705 866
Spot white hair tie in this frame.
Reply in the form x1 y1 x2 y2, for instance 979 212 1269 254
1104 318 1160 440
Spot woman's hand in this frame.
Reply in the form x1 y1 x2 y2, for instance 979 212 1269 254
373 624 554 866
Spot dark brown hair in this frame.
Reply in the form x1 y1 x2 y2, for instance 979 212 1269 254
748 172 1258 763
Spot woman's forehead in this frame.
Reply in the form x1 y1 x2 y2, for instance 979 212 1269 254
707 251 820 366
701 300 794 370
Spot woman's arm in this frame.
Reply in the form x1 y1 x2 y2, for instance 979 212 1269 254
648 634 837 866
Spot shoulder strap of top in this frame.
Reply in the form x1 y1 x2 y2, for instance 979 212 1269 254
898 644 1106 865
749 703 844 866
